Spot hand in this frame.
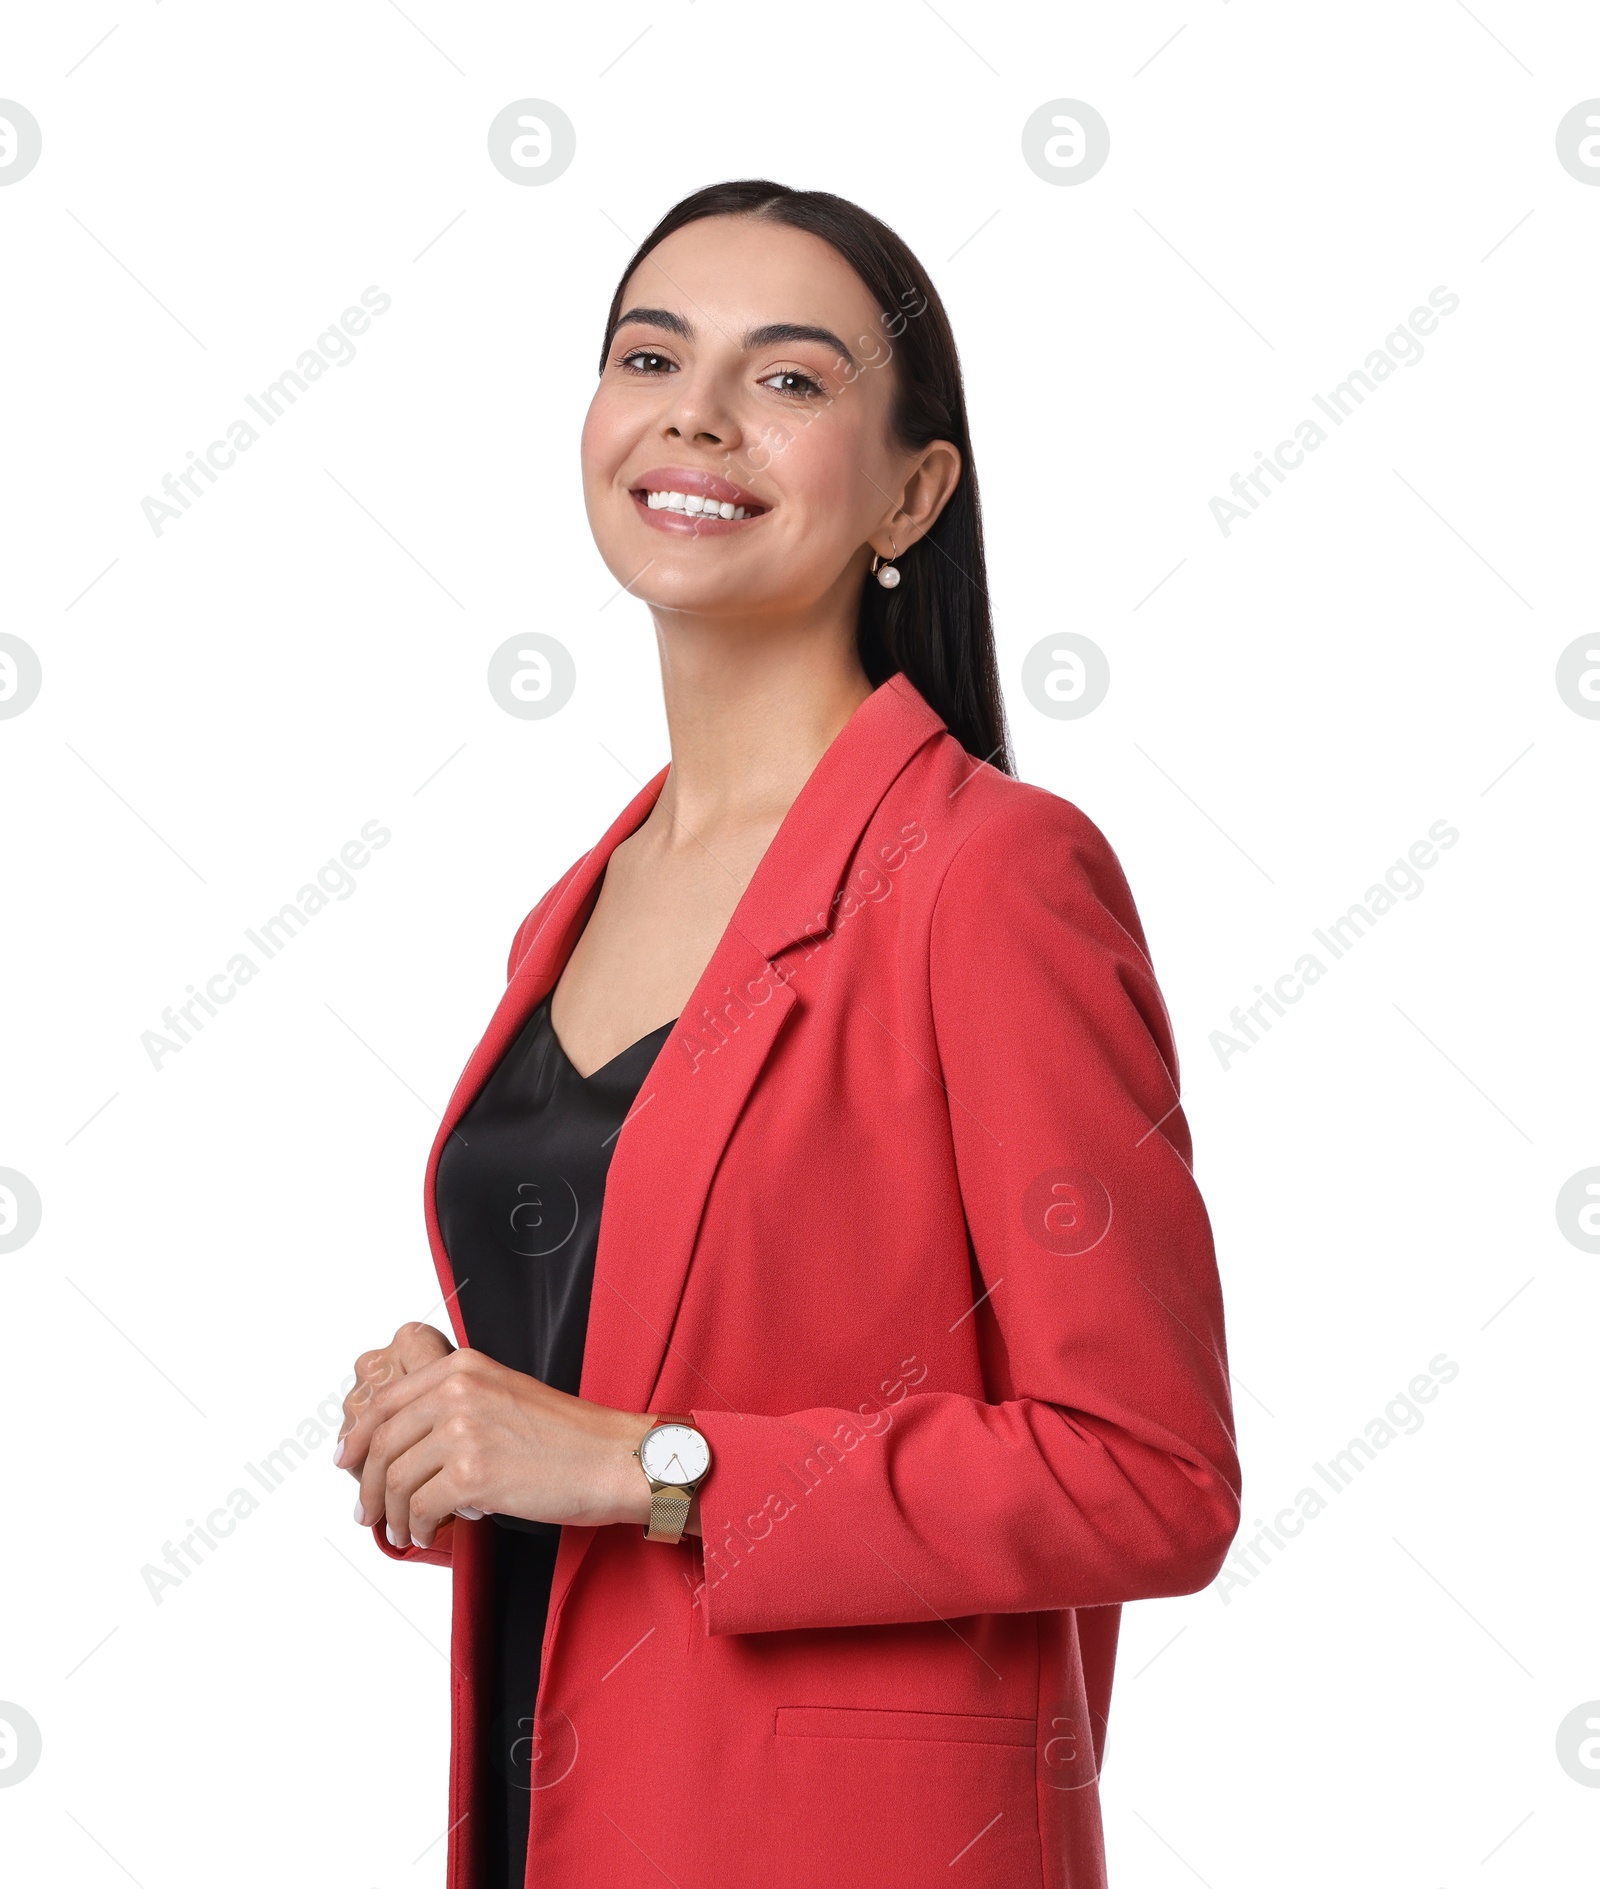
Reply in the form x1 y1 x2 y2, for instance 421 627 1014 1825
336 1321 457 1491
345 1345 662 1550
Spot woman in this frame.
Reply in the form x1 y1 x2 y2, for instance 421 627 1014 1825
336 179 1240 1889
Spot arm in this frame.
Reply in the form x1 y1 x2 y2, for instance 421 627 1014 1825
691 791 1241 1635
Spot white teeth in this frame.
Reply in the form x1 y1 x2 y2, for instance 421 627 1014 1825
644 489 753 520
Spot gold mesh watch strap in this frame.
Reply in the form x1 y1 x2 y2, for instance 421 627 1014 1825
645 1487 692 1543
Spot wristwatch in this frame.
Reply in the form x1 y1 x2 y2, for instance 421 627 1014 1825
633 1413 712 1544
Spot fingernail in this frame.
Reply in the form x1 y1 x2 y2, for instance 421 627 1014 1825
332 1434 346 1468
385 1524 400 1548
456 1506 484 1520
353 1497 367 1526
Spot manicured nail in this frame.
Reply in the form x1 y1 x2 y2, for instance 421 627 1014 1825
353 1497 367 1525
332 1434 347 1468
385 1524 400 1548
456 1506 484 1520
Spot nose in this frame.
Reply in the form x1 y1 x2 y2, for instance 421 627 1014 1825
667 421 724 446
661 364 741 453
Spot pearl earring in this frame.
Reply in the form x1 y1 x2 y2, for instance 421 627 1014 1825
871 540 901 590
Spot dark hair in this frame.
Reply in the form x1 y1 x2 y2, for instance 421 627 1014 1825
596 179 1014 775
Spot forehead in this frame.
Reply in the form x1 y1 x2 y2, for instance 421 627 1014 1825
618 215 881 343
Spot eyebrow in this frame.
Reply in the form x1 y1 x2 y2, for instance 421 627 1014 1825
754 322 858 363
611 305 858 368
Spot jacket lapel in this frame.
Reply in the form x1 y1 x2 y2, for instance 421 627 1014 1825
582 673 948 1420
420 675 948 1601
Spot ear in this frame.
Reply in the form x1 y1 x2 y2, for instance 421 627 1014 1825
877 439 962 553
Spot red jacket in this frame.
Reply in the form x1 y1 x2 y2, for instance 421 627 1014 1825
373 671 1240 1888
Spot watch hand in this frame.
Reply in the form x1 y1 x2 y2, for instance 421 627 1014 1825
665 1453 686 1480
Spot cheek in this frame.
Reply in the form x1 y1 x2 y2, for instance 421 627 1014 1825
580 395 630 487
773 414 874 532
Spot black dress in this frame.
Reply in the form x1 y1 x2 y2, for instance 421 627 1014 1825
434 991 675 1889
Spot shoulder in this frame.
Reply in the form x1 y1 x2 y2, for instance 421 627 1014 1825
909 738 1179 1085
902 734 1149 962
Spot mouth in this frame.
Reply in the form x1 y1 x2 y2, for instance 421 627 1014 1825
628 466 770 533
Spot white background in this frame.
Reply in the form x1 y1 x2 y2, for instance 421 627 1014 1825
2 4 1597 1884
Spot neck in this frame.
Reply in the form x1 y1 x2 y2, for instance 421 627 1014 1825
646 604 877 846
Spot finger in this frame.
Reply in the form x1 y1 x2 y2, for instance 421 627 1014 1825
346 1347 403 1428
336 1408 378 1478
382 1433 453 1549
404 1463 473 1550
356 1399 439 1529
337 1343 420 1475
394 1321 455 1369
335 1351 391 1475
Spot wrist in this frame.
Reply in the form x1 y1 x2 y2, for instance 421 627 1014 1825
602 1409 658 1528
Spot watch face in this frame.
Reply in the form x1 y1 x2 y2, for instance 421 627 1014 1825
639 1422 710 1486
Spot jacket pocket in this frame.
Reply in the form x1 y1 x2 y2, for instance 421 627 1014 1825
775 1705 1034 1748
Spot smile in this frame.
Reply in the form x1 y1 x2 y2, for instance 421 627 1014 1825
628 466 770 535
644 489 756 520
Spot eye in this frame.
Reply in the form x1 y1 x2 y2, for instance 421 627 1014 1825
759 367 827 399
618 349 677 375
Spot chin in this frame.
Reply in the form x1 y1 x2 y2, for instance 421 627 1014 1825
626 574 760 617
606 533 758 594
